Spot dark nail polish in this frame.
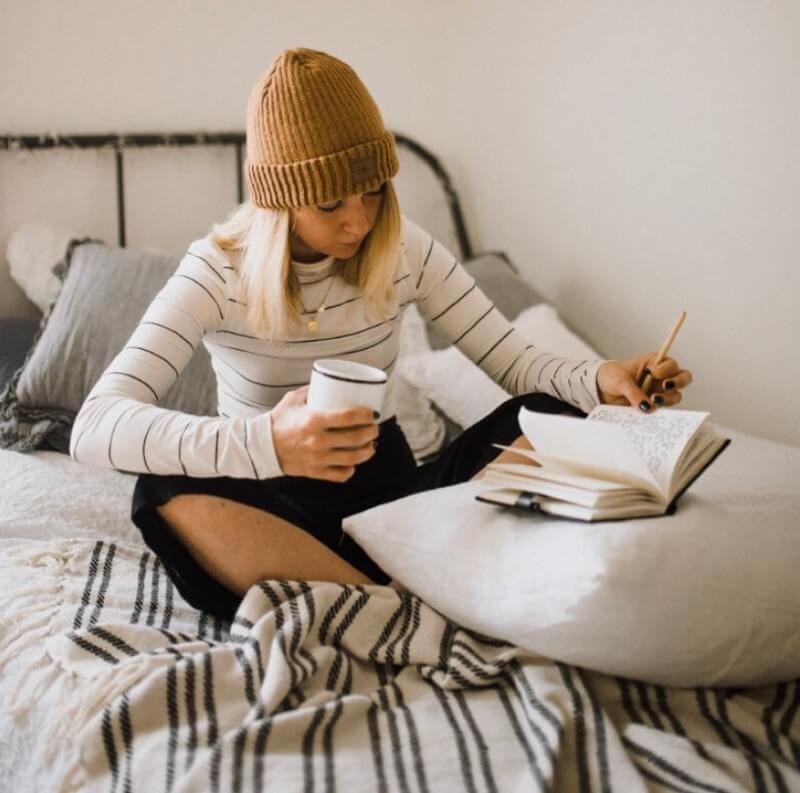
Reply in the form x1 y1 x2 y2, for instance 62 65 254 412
373 411 380 420
639 400 651 412
653 394 664 405
664 381 675 390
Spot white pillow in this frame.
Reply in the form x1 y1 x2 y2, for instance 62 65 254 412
391 304 446 460
402 303 601 429
6 222 77 314
344 426 800 687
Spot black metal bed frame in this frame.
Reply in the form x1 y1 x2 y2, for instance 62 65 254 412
0 131 474 260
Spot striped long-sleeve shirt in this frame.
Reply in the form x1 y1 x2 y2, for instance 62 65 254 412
70 215 604 479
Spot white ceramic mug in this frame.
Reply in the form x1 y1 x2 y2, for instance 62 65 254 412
306 359 388 418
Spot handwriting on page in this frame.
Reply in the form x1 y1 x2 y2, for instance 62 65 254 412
587 408 704 481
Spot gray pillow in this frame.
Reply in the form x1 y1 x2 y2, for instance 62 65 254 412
0 239 217 453
426 252 544 350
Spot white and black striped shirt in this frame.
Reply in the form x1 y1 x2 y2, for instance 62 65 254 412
70 215 604 479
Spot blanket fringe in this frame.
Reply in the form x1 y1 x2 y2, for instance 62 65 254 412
0 537 85 569
0 545 64 694
57 754 88 793
4 642 70 717
43 654 158 750
0 538 83 736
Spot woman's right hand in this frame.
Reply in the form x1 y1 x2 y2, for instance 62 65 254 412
269 386 379 482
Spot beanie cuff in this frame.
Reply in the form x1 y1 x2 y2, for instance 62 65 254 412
246 131 399 209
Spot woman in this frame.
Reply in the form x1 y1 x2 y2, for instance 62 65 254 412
70 48 691 621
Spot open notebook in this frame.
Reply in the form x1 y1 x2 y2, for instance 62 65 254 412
477 405 730 521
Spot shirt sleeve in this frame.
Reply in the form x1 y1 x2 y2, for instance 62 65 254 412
69 240 284 479
403 218 606 414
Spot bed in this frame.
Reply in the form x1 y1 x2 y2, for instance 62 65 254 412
1 130 799 793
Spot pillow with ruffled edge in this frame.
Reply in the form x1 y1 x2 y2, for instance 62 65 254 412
6 221 78 314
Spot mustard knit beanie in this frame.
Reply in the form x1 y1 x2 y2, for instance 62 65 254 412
245 48 399 209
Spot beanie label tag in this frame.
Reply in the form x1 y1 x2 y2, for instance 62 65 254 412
348 152 378 185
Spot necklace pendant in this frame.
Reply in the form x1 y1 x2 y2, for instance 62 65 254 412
307 317 319 333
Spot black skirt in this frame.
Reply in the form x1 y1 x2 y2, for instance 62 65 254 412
131 393 579 620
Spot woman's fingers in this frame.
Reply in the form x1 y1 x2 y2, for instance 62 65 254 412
650 389 683 408
646 357 681 380
316 406 377 430
641 357 693 398
661 369 693 391
324 441 377 468
319 465 357 483
324 424 379 451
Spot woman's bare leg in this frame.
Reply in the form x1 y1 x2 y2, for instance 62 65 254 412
470 434 534 480
157 495 377 596
158 435 537 596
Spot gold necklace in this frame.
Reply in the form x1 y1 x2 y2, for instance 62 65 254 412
300 274 336 333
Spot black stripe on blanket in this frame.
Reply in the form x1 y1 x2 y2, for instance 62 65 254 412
88 543 117 628
101 704 120 790
454 689 500 793
183 656 199 772
131 550 150 625
508 660 564 742
88 625 138 657
496 679 548 789
375 662 413 793
426 675 479 793
146 556 162 627
558 663 603 793
618 677 712 763
623 736 731 793
574 669 612 793
389 674 429 793
715 689 789 793
120 692 135 793
165 664 180 791
654 685 713 762
73 540 105 630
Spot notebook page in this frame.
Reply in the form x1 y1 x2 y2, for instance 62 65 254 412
586 406 708 494
518 408 661 495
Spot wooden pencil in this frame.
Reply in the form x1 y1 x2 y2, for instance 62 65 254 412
640 310 687 395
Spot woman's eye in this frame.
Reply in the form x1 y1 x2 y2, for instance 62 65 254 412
317 188 384 213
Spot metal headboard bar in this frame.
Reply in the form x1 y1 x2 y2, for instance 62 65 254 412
0 131 473 258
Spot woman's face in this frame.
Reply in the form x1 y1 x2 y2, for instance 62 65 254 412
289 184 385 262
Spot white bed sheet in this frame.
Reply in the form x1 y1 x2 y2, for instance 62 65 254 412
0 448 141 543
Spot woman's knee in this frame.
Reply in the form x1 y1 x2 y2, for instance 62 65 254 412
156 493 231 541
154 493 376 595
471 434 534 480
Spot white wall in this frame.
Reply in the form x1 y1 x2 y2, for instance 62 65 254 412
440 0 800 446
2 0 798 444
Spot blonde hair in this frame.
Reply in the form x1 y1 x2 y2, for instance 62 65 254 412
209 181 402 339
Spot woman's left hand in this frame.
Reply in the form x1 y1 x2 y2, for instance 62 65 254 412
596 355 693 412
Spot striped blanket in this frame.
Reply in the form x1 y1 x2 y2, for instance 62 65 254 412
1 539 799 793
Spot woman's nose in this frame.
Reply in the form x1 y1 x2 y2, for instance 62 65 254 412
341 202 371 237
